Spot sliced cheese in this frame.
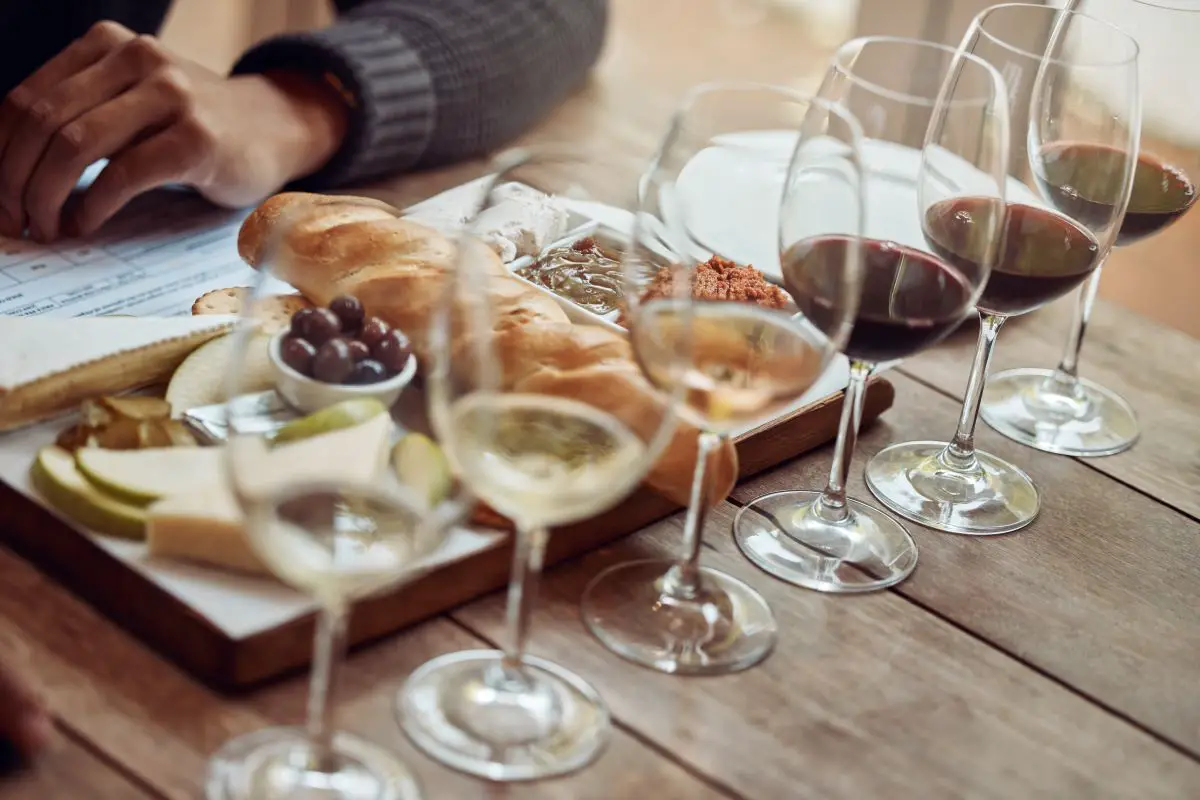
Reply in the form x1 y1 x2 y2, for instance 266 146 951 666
0 315 239 432
147 413 394 576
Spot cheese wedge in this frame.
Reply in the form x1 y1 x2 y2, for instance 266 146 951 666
0 315 239 432
147 413 393 575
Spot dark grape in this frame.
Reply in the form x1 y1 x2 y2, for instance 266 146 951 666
279 335 317 375
346 340 371 362
289 307 316 340
373 329 413 373
299 307 341 346
312 339 355 383
349 359 389 384
329 295 364 332
358 317 391 349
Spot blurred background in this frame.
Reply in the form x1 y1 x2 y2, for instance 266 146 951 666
160 0 1198 338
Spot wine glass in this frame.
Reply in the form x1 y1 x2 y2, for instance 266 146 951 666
982 0 1196 457
734 37 1011 592
395 150 686 781
865 3 1140 535
580 83 863 673
209 200 471 800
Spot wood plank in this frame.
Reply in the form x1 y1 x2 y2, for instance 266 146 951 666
0 547 729 800
901 298 1200 519
732 371 1200 756
0 734 154 800
451 503 1200 799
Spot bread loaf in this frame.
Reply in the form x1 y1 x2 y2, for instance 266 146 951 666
237 192 737 507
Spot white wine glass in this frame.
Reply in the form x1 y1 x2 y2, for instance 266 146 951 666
982 0 1196 456
208 199 472 800
734 37 1010 592
396 149 686 782
580 83 864 674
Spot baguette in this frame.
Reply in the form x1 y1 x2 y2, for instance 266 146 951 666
237 192 737 507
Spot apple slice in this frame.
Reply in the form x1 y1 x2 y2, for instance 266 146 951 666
30 447 147 539
165 333 274 417
74 446 225 506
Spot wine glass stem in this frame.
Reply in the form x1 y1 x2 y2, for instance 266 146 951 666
306 602 348 772
814 361 872 523
946 312 1006 467
664 430 722 599
498 524 549 682
1054 261 1104 383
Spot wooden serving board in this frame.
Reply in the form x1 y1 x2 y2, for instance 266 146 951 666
0 378 893 691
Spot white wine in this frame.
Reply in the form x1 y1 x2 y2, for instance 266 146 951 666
630 299 827 433
246 486 437 607
447 393 647 528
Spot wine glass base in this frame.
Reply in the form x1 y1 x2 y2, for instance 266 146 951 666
205 727 421 800
981 367 1139 457
864 440 1040 535
733 491 918 593
580 559 777 675
396 649 609 782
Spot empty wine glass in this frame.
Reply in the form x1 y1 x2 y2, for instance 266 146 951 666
982 0 1196 456
580 83 862 673
209 199 470 800
865 3 1140 535
395 149 686 781
734 36 1011 592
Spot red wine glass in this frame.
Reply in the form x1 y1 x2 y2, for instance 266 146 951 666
865 3 1140 535
982 0 1197 457
733 36 1010 591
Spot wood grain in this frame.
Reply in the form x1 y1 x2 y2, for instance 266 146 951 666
901 300 1200 519
450 502 1200 799
0 734 152 800
733 371 1200 756
0 547 729 800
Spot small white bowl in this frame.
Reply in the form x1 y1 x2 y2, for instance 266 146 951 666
268 331 417 415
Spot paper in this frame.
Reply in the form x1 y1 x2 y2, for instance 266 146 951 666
0 181 257 318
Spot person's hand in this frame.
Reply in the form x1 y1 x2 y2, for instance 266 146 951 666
0 648 52 760
0 20 348 242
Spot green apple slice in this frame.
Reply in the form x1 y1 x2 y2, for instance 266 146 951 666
271 398 388 446
31 447 147 539
75 446 225 506
392 433 454 509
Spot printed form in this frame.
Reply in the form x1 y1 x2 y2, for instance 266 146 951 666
0 189 257 318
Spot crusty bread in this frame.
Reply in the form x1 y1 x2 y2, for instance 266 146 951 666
237 192 738 507
192 287 313 334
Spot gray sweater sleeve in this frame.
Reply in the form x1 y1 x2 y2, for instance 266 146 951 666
230 0 609 189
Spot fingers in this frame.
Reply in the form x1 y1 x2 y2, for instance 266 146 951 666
69 119 216 238
24 66 193 241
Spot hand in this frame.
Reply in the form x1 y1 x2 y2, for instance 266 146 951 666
0 648 52 760
0 20 347 242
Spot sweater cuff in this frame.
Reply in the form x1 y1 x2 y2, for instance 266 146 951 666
231 19 436 190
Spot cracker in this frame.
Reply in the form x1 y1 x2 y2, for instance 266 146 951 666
192 287 312 333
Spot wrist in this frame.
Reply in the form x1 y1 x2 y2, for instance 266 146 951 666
232 71 349 183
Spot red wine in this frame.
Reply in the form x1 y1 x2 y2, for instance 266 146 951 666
924 197 1101 317
782 235 974 363
1036 142 1197 246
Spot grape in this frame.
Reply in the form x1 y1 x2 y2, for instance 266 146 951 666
289 307 316 340
279 336 316 376
373 329 413 373
349 359 388 385
311 339 355 383
358 317 391 349
329 295 364 332
300 308 341 346
346 340 371 362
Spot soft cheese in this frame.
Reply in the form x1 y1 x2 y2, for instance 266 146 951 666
0 315 239 431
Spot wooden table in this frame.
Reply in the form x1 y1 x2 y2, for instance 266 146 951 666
3 2 1198 797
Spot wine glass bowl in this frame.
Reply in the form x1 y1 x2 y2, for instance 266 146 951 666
208 199 466 800
581 83 862 669
733 37 1010 589
864 3 1140 535
395 149 687 781
981 0 1198 457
